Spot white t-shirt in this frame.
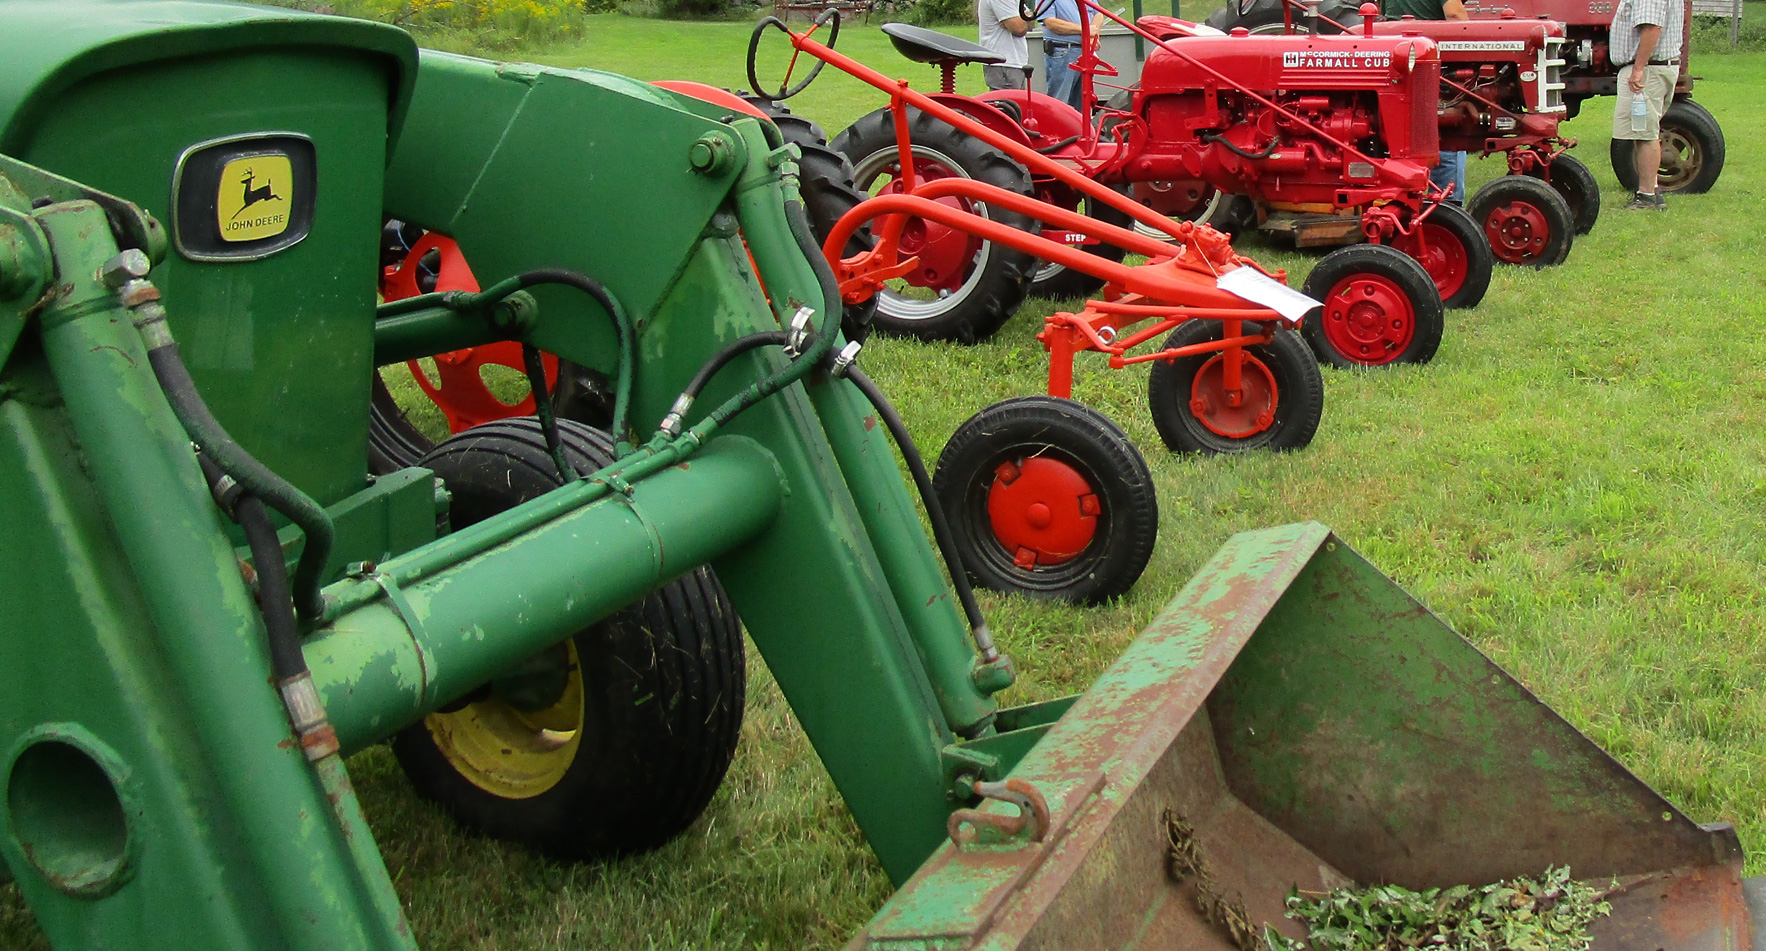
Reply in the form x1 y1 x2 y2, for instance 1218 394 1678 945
977 0 1029 68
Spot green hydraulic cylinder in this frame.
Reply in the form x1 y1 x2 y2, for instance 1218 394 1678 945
304 435 786 752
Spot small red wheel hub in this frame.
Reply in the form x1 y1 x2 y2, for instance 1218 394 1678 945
986 457 1100 568
880 161 981 293
1481 201 1549 264
1188 352 1278 438
1392 222 1466 302
1320 273 1415 366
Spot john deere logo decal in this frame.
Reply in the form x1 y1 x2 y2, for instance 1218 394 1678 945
218 156 293 242
171 133 316 262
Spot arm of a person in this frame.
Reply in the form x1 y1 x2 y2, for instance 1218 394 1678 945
989 0 1030 35
1630 23 1660 89
1000 13 1030 34
1443 0 1470 19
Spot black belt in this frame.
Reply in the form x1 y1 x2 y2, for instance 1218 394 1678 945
1621 58 1679 66
1043 40 1080 48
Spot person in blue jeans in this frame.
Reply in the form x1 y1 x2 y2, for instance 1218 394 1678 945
1037 0 1087 110
1382 0 1468 202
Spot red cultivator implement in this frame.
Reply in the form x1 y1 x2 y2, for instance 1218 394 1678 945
743 11 1324 602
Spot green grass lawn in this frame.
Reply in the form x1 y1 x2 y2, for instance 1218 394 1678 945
6 11 1766 951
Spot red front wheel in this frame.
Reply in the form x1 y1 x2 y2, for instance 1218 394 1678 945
1468 175 1574 268
1387 202 1491 310
1145 320 1323 453
933 396 1157 604
1299 244 1445 369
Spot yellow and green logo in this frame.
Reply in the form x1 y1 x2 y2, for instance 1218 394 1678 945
217 155 293 243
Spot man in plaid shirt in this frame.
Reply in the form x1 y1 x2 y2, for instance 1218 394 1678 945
1610 0 1683 210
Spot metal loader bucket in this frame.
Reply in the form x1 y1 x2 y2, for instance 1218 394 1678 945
850 522 1759 951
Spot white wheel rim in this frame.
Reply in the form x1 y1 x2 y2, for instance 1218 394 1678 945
851 144 992 322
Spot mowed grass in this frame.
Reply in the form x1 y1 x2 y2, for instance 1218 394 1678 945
7 11 1766 951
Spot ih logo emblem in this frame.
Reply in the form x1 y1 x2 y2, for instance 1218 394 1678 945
218 155 293 242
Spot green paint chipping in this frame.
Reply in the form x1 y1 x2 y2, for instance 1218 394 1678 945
1283 867 1612 951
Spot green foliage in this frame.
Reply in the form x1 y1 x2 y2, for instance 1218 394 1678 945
901 0 976 27
1285 868 1612 951
256 0 599 51
1689 0 1766 53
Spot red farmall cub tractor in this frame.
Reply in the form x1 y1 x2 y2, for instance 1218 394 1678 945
831 9 1491 369
1226 0 1726 196
1207 1 1596 249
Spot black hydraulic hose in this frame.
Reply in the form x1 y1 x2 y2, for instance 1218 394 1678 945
512 270 634 445
687 331 791 401
147 345 332 621
1202 132 1281 160
784 197 845 325
195 451 339 761
521 343 576 482
843 364 995 659
1035 135 1081 155
195 455 305 681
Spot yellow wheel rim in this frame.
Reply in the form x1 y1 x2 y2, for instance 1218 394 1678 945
425 641 585 800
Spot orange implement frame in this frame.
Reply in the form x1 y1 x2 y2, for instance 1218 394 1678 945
761 19 1305 406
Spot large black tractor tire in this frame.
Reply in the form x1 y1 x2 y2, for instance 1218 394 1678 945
1610 98 1725 196
1300 243 1445 369
1388 201 1492 310
392 418 745 860
1528 152 1600 235
1467 175 1575 268
1146 320 1323 453
932 396 1157 604
1204 0 1300 32
740 95 877 343
1027 190 1133 301
832 107 1038 343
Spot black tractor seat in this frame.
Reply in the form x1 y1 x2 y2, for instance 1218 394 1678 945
881 22 1006 66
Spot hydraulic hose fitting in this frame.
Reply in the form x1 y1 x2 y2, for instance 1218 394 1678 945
783 305 817 358
829 340 862 377
278 670 341 762
101 249 173 348
659 393 696 437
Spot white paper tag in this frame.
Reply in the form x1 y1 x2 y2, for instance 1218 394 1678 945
1215 265 1320 323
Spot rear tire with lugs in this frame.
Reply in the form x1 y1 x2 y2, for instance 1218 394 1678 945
832 107 1038 343
393 418 745 859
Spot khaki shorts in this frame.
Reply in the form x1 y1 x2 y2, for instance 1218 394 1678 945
1612 64 1677 140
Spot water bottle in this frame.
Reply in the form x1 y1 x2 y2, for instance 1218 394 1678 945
1630 92 1648 133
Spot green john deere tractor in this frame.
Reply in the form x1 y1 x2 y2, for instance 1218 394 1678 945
0 4 1756 950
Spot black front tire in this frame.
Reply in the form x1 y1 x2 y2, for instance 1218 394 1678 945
1146 321 1323 453
1610 98 1725 196
393 418 745 859
1468 175 1574 268
1529 152 1600 235
832 107 1038 343
1300 244 1445 369
932 397 1157 604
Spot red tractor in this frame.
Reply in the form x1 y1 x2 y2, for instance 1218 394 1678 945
831 8 1497 369
1225 0 1725 195
1203 2 1597 252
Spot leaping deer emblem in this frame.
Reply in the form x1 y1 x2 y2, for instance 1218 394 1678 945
233 167 282 219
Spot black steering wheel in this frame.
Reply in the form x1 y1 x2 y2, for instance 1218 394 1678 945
747 8 841 102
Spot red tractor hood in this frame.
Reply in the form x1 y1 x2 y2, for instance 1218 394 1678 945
1140 29 1440 94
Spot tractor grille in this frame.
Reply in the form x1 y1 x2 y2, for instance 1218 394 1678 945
1412 58 1440 156
1538 38 1567 114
